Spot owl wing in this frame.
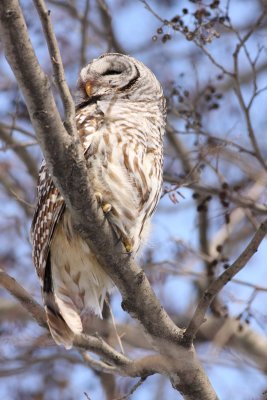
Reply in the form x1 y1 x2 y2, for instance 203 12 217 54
31 160 65 281
31 104 99 278
31 161 80 347
31 108 97 347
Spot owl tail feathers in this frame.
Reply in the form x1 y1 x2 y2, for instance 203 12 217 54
44 292 82 350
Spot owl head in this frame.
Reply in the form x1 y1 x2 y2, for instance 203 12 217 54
75 53 165 111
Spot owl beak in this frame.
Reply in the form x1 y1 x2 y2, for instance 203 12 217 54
85 81 93 97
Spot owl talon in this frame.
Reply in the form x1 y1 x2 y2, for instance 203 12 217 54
123 239 133 253
95 192 103 203
102 203 112 213
95 192 112 213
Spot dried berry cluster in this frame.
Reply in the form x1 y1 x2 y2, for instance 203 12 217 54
219 182 231 225
168 76 224 133
192 182 236 272
168 85 202 130
152 0 228 45
213 242 230 270
202 84 224 111
192 192 212 213
193 183 231 223
207 242 230 276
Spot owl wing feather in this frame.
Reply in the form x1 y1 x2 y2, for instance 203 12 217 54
31 162 78 348
31 112 98 347
31 160 65 281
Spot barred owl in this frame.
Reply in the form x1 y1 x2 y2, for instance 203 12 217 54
31 53 166 348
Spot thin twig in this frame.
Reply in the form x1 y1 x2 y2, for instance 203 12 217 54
184 219 267 343
80 351 119 374
0 122 35 138
106 300 125 354
114 377 147 400
80 0 90 68
0 269 47 328
193 42 233 77
0 126 38 179
232 12 267 171
139 0 165 23
164 175 267 215
0 171 34 216
33 0 77 137
0 269 159 378
97 0 125 53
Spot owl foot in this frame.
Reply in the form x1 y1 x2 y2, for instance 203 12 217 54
123 238 133 253
94 192 103 203
94 192 112 213
102 203 112 213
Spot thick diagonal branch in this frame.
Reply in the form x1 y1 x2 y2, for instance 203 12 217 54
0 2 217 399
0 0 180 350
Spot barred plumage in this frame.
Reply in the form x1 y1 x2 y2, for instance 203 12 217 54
31 53 166 348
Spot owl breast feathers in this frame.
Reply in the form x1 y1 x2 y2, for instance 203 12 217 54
31 53 166 348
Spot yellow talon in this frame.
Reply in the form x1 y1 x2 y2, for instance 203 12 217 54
95 192 103 203
123 240 133 253
102 203 112 213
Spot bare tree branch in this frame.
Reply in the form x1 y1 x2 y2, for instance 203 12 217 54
33 0 77 137
164 174 267 215
0 269 164 379
184 219 267 343
0 126 38 179
97 0 126 53
0 121 35 138
80 0 90 69
0 169 34 216
0 0 180 347
0 269 47 328
115 377 147 400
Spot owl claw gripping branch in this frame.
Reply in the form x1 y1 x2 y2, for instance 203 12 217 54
31 53 166 348
94 191 112 213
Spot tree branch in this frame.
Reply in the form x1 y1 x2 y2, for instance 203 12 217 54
0 269 47 328
33 0 76 137
0 126 38 179
79 0 90 68
184 219 267 343
0 269 164 379
0 1 218 398
0 0 180 350
97 0 125 53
